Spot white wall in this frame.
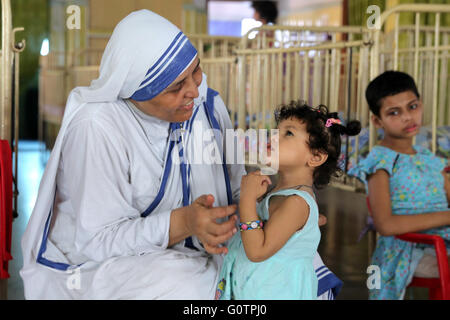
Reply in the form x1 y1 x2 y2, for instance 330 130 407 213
278 0 342 19
208 1 254 21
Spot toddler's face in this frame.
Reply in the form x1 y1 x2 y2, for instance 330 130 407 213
270 118 312 169
374 90 423 139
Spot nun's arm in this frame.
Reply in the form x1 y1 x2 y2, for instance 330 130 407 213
60 118 173 261
61 116 237 260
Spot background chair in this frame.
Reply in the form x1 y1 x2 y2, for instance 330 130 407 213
396 232 450 300
365 197 450 300
0 140 13 279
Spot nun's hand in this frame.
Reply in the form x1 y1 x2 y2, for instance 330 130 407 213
186 194 238 255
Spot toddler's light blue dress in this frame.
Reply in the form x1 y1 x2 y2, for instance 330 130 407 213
216 189 321 300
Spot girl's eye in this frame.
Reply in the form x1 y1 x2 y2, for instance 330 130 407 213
286 130 293 136
410 104 418 110
388 110 399 116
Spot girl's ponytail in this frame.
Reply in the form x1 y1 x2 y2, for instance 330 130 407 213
324 111 361 137
344 120 362 136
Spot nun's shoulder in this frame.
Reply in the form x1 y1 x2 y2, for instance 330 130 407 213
67 100 130 132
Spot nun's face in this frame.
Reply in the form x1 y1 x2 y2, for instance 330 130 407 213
131 58 202 122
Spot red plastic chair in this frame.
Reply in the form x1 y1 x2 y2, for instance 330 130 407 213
366 197 450 300
0 140 13 279
396 233 450 299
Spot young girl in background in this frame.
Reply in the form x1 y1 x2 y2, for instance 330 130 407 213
348 71 450 300
216 101 361 300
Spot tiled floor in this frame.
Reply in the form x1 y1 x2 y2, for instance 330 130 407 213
1 140 374 300
316 186 371 300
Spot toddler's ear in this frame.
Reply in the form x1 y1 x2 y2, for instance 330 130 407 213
308 152 328 168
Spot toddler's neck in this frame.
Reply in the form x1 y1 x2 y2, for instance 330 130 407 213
272 170 314 193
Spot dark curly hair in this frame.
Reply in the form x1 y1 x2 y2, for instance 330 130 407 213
274 101 361 189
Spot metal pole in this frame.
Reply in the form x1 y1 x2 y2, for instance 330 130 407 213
12 29 25 219
431 13 440 154
1 0 13 142
344 48 353 180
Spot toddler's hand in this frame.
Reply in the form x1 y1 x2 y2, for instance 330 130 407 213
240 170 272 200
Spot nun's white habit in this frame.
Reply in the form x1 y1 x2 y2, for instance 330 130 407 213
20 10 244 299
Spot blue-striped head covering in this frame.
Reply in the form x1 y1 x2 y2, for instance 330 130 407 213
130 31 197 101
83 10 198 103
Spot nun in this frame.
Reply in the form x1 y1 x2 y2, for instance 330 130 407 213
21 10 244 299
21 9 342 300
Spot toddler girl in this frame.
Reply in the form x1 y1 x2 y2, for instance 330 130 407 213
216 101 361 299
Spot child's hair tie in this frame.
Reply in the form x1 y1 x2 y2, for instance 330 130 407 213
325 118 342 128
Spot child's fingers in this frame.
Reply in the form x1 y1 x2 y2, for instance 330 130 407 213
261 176 272 185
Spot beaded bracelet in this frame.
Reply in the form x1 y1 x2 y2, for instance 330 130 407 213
239 220 264 232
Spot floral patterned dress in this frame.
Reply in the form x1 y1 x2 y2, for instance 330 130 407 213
348 145 450 300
